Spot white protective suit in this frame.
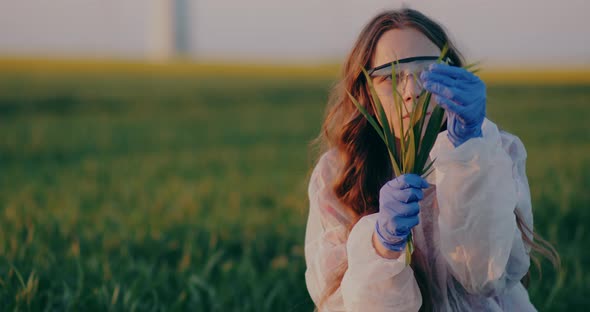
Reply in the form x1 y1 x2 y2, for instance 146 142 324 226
304 119 536 311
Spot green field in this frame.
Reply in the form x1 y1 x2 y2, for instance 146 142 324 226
0 64 589 311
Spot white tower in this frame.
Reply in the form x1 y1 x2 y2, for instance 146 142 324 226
147 0 191 61
173 0 191 56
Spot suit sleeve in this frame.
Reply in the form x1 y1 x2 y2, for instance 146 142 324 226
430 118 532 297
305 150 422 311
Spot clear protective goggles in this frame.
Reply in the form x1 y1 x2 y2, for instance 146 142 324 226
367 56 450 92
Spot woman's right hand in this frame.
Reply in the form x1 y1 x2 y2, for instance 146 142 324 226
375 174 429 252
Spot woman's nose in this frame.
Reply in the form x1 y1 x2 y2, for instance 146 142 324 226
402 75 424 114
403 75 423 104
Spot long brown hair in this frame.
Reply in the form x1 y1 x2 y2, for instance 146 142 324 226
312 8 560 311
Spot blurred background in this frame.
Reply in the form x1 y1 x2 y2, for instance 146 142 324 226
0 0 588 310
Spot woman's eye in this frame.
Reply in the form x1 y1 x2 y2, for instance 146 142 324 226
380 74 402 83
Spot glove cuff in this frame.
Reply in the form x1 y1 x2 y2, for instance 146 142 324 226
374 222 407 252
448 122 483 147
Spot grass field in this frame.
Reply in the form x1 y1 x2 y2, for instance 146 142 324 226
0 60 589 311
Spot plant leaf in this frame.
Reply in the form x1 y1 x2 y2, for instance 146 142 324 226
362 68 401 176
409 75 425 171
421 158 436 177
388 150 401 178
437 44 450 63
389 62 407 173
406 234 413 265
346 91 385 142
388 62 405 170
422 166 435 179
463 61 481 74
403 127 416 173
413 91 432 173
413 44 451 172
415 105 444 172
416 91 432 141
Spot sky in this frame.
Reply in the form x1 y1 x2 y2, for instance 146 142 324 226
0 0 589 66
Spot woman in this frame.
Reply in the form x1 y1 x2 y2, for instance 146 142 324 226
304 8 559 311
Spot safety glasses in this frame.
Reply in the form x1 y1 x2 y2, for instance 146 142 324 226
367 56 451 93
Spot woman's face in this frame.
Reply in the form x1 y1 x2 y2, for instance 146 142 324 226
370 27 441 139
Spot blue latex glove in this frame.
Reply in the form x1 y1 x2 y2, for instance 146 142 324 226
420 63 486 147
375 174 430 251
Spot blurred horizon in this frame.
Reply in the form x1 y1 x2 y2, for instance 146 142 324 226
1 0 589 67
2 57 589 86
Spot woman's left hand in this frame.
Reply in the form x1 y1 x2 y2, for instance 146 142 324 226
420 63 486 147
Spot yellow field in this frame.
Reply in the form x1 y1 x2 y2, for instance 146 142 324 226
1 58 589 85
